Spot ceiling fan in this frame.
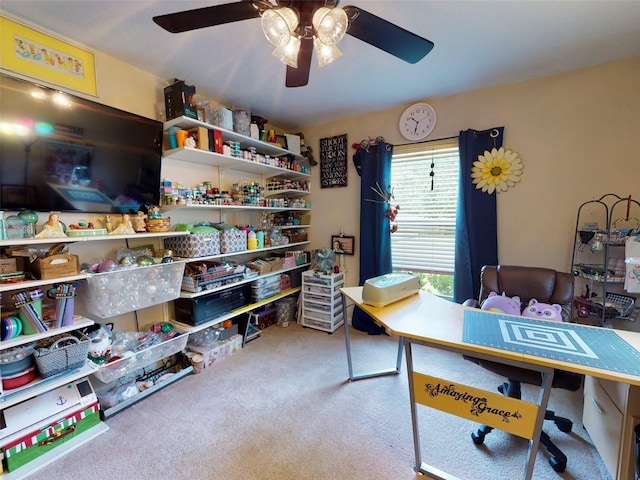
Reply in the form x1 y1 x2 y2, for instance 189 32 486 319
153 0 434 88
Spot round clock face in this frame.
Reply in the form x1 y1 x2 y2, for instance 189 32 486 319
399 103 436 141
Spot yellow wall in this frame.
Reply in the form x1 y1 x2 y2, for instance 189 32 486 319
92 53 166 121
304 57 640 284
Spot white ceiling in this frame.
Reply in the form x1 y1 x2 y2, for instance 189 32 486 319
2 1 640 130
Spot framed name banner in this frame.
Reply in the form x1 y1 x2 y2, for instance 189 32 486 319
0 16 97 96
320 134 347 188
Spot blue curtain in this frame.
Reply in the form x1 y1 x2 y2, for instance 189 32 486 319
453 127 503 303
351 142 393 334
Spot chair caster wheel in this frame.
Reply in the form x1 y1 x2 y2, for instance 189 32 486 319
471 431 485 445
555 418 573 433
549 456 566 473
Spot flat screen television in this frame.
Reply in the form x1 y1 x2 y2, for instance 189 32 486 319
0 73 162 213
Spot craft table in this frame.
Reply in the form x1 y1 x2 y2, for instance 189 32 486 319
340 287 640 480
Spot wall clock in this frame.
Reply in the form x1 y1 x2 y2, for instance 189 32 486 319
399 103 437 141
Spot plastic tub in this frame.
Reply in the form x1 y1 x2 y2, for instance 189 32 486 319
92 334 188 383
80 262 185 318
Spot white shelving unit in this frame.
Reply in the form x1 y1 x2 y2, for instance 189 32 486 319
161 116 312 337
0 230 192 477
0 237 102 478
301 271 345 333
167 241 310 266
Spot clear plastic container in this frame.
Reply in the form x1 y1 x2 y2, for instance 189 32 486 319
80 262 185 318
92 334 188 383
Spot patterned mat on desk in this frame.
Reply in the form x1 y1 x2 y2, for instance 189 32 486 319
463 309 640 376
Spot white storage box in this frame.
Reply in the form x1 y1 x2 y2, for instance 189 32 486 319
81 262 185 318
92 334 188 383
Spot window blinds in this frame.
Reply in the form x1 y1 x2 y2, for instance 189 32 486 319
391 139 459 274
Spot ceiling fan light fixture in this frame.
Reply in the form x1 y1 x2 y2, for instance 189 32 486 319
261 7 299 46
312 7 348 45
313 37 342 68
272 34 301 68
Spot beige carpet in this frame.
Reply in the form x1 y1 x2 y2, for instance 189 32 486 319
27 319 610 480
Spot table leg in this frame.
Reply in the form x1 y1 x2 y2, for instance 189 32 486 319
406 341 460 480
523 369 554 479
341 293 404 381
405 339 554 480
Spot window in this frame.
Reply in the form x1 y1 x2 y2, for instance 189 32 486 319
391 139 459 297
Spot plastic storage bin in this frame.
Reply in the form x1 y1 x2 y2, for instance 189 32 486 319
81 262 185 318
92 334 188 383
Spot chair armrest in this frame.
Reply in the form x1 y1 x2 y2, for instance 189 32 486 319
462 299 479 308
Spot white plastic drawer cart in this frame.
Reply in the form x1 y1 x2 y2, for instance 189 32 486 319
301 271 345 333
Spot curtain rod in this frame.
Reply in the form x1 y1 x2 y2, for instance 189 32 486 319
396 135 458 147
472 127 503 137
353 135 459 151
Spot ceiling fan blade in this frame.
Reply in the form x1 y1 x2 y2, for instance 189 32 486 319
286 37 313 88
153 1 261 33
343 6 434 64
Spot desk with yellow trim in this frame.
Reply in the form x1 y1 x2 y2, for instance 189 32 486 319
340 287 640 480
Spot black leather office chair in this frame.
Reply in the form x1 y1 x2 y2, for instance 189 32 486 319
463 265 583 473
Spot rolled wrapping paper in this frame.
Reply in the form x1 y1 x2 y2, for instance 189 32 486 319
62 297 75 326
55 297 66 328
50 289 63 326
55 296 75 327
18 302 47 334
12 288 44 315
13 288 46 334
48 283 77 327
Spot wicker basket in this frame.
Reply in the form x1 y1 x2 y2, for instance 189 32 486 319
145 217 171 233
34 333 90 378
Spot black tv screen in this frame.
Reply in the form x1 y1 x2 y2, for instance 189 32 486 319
0 73 162 213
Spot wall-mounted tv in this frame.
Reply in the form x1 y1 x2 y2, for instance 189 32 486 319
0 73 162 213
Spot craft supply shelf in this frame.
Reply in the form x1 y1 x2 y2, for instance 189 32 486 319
161 115 314 341
172 287 302 335
0 358 97 410
0 229 193 478
92 334 189 384
100 359 193 418
571 193 640 326
179 262 310 299
163 116 309 178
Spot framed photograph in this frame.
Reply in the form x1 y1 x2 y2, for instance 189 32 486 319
0 16 97 96
331 235 355 256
